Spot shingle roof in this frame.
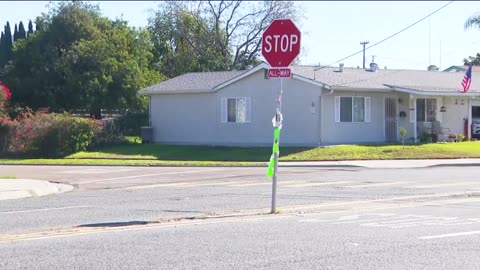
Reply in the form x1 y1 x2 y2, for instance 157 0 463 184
140 63 480 95
443 65 480 72
139 70 246 94
290 66 480 93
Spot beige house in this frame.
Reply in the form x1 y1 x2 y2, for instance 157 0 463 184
139 62 480 146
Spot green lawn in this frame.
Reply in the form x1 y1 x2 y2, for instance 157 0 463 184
0 176 16 179
67 141 480 161
1 141 479 166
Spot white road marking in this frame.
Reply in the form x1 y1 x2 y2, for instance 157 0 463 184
231 180 300 187
334 215 422 225
283 181 356 188
343 182 406 188
77 168 225 184
0 206 91 215
411 182 480 189
360 216 440 227
60 168 135 174
419 230 480 240
122 180 253 190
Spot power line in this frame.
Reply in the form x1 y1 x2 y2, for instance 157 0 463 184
315 0 455 71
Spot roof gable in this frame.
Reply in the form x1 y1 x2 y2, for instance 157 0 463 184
139 70 246 94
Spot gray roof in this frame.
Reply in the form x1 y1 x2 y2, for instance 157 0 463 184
140 70 246 94
140 63 480 95
290 66 480 93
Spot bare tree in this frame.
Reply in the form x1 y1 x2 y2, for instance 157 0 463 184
204 0 302 69
149 1 302 72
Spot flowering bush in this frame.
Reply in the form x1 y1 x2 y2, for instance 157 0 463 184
1 109 100 157
0 81 12 118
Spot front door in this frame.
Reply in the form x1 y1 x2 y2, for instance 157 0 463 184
385 98 397 142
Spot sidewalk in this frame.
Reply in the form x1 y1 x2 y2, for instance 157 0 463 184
0 179 73 201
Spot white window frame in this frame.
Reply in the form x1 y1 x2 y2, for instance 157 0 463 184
221 97 251 123
335 96 371 123
416 98 437 123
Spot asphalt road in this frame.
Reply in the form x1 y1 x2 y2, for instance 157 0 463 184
1 165 480 269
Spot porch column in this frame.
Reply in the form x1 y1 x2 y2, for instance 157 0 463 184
410 95 417 143
468 98 472 140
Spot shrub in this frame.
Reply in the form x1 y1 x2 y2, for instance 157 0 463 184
88 118 128 149
114 112 148 136
2 109 99 158
37 114 100 157
0 81 12 118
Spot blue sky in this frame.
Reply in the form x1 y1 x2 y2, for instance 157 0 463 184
0 1 479 70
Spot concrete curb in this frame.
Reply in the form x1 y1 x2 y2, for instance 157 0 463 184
1 158 480 169
0 179 74 201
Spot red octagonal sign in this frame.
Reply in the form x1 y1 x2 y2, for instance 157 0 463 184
262 19 301 68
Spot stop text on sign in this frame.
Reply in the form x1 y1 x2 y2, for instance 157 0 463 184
263 34 299 53
261 19 301 68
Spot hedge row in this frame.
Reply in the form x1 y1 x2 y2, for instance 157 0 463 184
0 110 102 158
0 109 148 158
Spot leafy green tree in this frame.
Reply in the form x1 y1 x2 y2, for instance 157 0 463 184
13 24 18 42
0 32 4 69
2 1 164 117
4 22 12 62
27 20 34 37
148 3 227 78
18 22 27 40
0 22 13 70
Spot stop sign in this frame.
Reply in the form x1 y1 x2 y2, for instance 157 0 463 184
262 19 301 68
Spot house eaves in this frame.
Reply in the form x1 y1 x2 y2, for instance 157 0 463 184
292 74 329 89
384 84 480 97
330 86 393 92
140 88 213 95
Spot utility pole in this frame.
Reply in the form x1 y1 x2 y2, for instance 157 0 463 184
360 41 369 69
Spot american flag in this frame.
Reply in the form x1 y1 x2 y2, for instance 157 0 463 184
462 64 472 92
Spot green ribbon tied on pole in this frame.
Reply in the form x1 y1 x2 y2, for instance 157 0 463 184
267 128 281 177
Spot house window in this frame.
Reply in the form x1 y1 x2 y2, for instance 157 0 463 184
339 97 367 122
221 97 251 123
416 98 436 122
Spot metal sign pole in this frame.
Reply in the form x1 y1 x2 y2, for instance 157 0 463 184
271 78 283 214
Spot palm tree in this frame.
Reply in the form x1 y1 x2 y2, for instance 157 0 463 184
465 14 480 30
464 15 480 65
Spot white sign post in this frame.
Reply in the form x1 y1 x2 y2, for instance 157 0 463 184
262 19 301 214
